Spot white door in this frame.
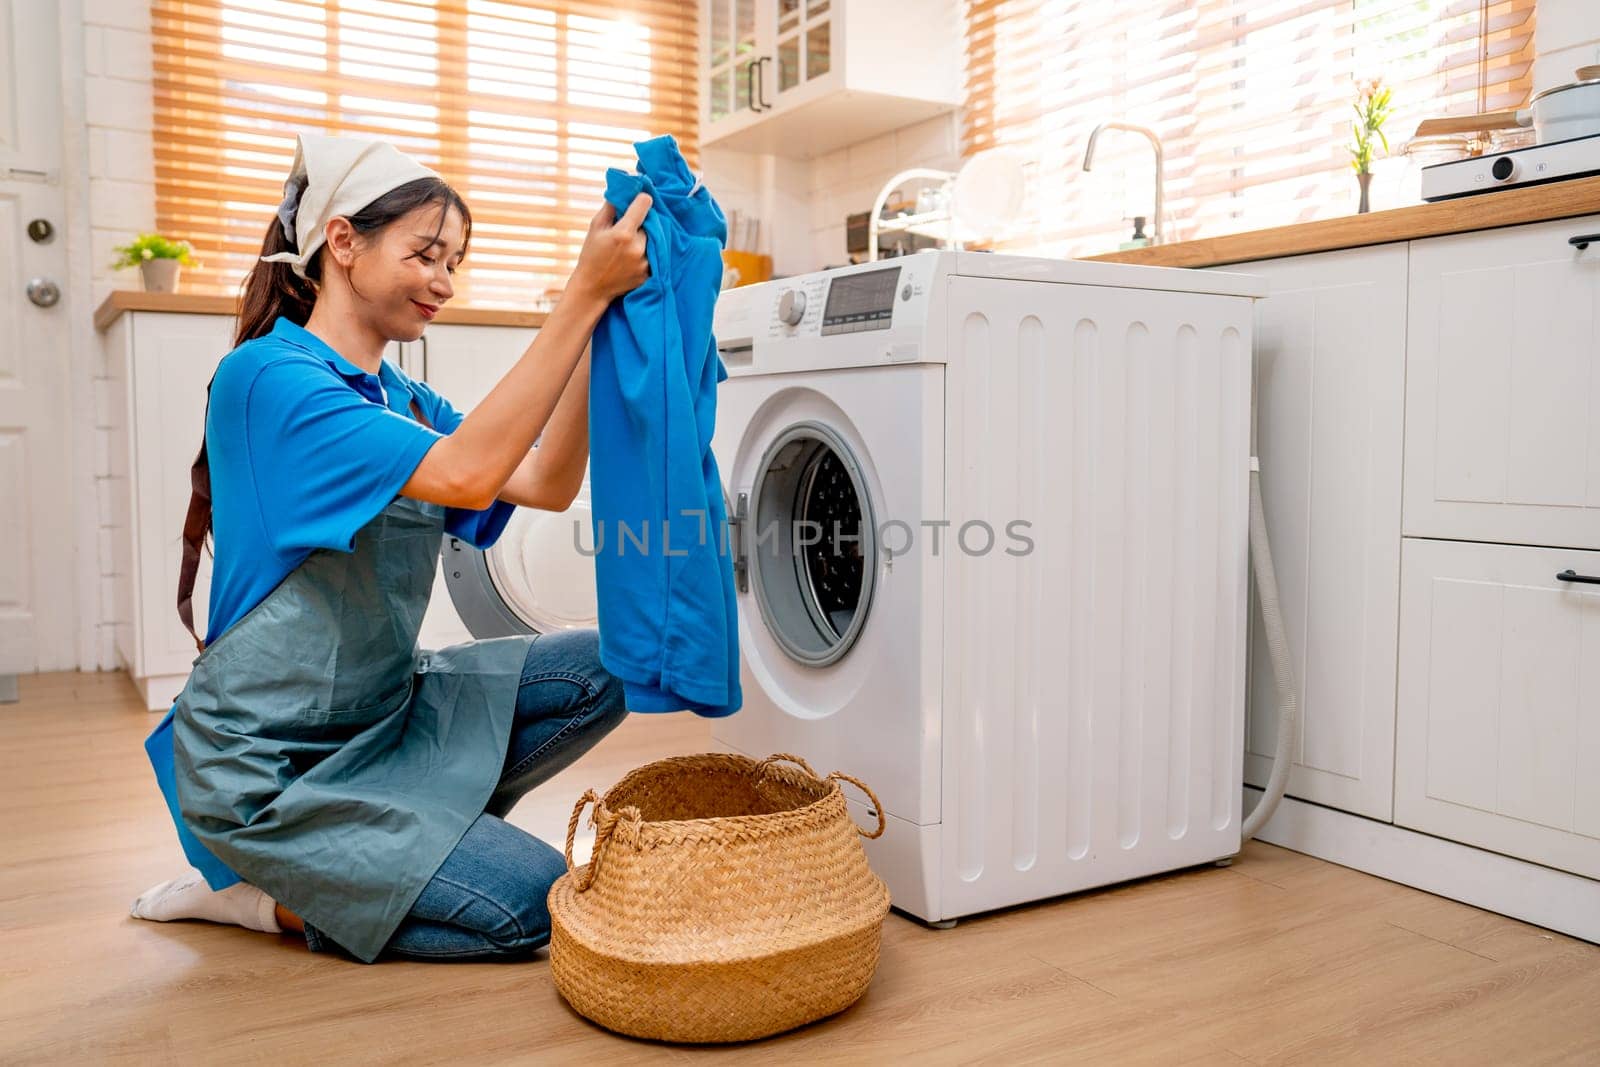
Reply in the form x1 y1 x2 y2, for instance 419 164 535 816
1227 245 1407 822
0 2 74 683
1395 536 1600 879
1404 216 1600 551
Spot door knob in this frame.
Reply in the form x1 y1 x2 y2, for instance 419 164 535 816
26 277 61 308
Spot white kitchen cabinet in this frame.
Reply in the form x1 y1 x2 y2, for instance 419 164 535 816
1395 536 1600 880
107 312 233 711
701 0 961 158
404 321 536 411
1404 215 1600 551
1222 245 1407 821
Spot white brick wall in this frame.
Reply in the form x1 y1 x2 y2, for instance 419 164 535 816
78 0 155 668
803 113 964 272
83 1 154 305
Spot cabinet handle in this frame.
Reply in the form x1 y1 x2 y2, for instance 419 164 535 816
1556 569 1600 585
745 60 759 112
756 56 772 110
1568 233 1600 250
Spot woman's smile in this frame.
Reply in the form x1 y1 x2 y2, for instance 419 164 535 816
411 299 439 320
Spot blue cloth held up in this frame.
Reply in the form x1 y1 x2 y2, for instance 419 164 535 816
589 135 742 718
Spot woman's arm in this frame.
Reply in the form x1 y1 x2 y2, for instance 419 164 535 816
494 347 591 511
401 195 648 510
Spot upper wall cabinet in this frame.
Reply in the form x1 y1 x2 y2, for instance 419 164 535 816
701 0 961 158
1404 215 1600 552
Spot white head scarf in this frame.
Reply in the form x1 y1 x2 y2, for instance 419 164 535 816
260 132 442 281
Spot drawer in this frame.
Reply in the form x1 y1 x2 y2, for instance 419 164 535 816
1404 215 1600 551
1395 536 1600 879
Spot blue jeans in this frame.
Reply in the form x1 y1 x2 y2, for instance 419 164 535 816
302 629 629 961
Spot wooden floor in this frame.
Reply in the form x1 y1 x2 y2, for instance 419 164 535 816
5 670 1600 1065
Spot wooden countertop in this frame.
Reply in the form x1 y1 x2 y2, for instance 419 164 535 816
93 290 548 332
1087 174 1600 269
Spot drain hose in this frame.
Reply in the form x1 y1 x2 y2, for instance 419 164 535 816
1241 462 1300 843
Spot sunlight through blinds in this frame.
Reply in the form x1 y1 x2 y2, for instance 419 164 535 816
152 0 698 307
964 0 1536 257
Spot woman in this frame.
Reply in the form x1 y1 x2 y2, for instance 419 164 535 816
129 133 652 963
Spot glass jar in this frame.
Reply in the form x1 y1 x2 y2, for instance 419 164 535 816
1403 134 1475 169
1486 126 1537 153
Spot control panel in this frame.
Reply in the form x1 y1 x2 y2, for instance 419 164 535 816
762 255 934 340
819 265 900 335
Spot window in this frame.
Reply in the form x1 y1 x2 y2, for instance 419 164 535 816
152 0 698 307
964 0 1536 257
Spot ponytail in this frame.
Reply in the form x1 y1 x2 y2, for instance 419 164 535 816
234 171 317 347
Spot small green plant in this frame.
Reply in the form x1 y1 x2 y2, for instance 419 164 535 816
111 233 197 270
1349 77 1393 175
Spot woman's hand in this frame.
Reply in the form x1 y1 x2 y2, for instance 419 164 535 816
569 193 652 306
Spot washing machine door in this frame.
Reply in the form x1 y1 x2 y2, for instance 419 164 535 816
443 480 598 638
746 419 877 667
714 367 942 829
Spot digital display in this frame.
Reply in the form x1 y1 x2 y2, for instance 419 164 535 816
821 266 901 335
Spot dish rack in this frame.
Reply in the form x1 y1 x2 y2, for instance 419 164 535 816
866 167 959 262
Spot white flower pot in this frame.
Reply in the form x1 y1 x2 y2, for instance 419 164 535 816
140 259 182 293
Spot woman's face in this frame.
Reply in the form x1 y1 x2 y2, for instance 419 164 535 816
352 202 465 341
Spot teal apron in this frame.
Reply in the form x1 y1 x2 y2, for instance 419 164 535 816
171 493 535 963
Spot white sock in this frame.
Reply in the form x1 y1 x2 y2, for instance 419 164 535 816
130 867 282 934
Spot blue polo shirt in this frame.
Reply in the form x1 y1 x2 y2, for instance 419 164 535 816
146 315 517 887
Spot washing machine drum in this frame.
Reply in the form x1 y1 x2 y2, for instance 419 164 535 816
443 486 598 639
748 421 877 667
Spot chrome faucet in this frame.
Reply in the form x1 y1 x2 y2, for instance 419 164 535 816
1082 121 1164 246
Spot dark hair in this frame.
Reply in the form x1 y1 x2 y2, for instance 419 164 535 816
233 174 472 347
177 175 471 649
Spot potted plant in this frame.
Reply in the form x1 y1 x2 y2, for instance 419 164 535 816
112 233 198 293
1349 77 1393 214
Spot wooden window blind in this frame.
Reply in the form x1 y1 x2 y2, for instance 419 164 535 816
151 0 698 307
964 0 1536 257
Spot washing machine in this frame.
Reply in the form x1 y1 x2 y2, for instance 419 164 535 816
709 250 1266 925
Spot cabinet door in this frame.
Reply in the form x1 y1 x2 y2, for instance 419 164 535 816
1234 245 1407 821
1405 215 1600 551
128 313 235 680
416 323 536 410
703 0 763 129
771 0 834 103
1395 536 1600 879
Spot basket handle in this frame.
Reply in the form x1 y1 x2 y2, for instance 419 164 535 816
564 789 642 893
756 752 822 780
758 753 886 839
828 771 888 839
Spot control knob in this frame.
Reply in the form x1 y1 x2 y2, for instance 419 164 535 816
777 288 806 325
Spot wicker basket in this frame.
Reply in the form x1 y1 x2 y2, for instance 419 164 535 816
547 751 891 1043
